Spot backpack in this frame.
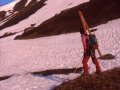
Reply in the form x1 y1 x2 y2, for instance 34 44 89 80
86 34 98 50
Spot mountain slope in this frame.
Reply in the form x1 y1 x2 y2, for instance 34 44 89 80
15 0 120 39
0 0 120 90
0 0 120 40
0 0 46 27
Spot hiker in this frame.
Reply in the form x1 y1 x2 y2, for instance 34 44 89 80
79 28 101 76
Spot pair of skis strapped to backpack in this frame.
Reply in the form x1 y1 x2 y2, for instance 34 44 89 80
78 11 102 57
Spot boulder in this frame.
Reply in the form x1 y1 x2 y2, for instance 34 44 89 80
24 26 34 33
98 54 115 60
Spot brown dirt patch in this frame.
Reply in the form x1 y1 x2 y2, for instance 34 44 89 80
31 67 84 76
54 67 120 90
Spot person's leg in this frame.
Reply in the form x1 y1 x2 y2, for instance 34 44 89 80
91 50 101 72
82 55 90 74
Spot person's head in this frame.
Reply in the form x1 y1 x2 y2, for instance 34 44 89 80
79 28 85 34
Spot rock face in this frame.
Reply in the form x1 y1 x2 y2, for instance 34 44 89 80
24 26 34 33
0 11 6 20
13 0 28 11
0 32 16 39
3 32 12 36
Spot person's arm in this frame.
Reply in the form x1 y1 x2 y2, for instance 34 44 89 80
81 34 87 53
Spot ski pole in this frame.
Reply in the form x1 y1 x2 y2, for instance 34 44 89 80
70 57 83 80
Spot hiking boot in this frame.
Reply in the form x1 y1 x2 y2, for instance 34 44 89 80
95 70 101 74
81 73 89 76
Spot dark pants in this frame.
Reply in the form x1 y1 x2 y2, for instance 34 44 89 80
82 49 101 74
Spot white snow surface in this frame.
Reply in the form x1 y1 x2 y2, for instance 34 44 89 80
0 0 120 90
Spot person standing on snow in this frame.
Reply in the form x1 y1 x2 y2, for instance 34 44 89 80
79 28 101 76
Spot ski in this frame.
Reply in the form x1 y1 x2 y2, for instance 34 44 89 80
78 11 102 57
